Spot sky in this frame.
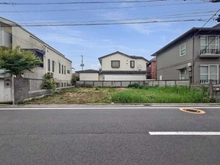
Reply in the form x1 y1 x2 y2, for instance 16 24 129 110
0 0 219 72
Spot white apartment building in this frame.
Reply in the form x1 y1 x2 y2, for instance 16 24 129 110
0 17 72 87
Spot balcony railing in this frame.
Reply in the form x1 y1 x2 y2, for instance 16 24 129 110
200 79 219 85
199 49 220 58
200 49 220 55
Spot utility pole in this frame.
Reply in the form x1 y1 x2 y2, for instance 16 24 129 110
80 55 84 71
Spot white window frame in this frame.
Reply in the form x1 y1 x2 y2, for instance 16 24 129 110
179 43 186 56
200 35 219 53
130 60 135 68
111 60 120 68
200 64 219 84
179 69 186 80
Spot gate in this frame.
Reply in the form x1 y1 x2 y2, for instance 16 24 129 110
0 77 12 103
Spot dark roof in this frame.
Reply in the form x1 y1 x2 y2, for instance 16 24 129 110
151 26 220 56
100 70 147 74
76 69 99 73
212 23 220 29
150 57 156 62
99 51 148 62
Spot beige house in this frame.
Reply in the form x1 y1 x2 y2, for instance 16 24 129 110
0 17 72 87
77 51 149 81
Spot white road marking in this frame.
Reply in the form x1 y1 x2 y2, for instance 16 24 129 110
0 106 220 110
149 132 220 135
0 107 174 110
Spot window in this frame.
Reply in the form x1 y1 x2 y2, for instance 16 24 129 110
62 65 63 74
179 69 186 80
52 61 55 72
200 36 219 54
48 59 50 71
179 43 186 56
130 60 135 68
35 51 44 67
200 65 218 84
64 66 66 75
111 60 120 68
59 63 61 74
67 70 70 74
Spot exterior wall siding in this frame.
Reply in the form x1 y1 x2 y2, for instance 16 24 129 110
156 36 193 80
45 46 72 84
23 67 44 80
80 73 99 81
157 66 190 81
103 74 147 81
101 53 147 71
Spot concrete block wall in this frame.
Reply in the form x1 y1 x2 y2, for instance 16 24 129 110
14 78 29 103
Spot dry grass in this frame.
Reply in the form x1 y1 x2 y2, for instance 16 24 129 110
23 87 116 104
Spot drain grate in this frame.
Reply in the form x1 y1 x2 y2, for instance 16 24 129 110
179 108 205 114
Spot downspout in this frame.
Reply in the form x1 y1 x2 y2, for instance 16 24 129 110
43 44 47 74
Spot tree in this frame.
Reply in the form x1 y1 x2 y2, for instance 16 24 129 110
71 74 79 85
0 46 42 77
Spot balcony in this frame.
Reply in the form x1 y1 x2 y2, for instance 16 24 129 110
199 49 220 58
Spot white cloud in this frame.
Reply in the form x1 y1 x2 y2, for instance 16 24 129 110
100 11 160 35
89 63 101 70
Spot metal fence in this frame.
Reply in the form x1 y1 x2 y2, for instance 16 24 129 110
76 80 190 87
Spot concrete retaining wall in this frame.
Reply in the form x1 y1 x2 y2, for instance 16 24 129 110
28 89 53 98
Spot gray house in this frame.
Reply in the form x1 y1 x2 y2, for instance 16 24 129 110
152 24 220 84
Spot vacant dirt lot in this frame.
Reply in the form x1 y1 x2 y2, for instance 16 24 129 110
23 88 124 104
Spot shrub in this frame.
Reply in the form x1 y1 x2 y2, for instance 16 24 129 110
41 73 56 89
128 83 143 89
128 83 139 88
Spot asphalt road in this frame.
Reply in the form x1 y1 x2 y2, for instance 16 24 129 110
0 106 220 165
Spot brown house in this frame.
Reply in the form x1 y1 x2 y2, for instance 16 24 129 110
147 58 157 79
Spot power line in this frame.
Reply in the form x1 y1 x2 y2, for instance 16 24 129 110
0 0 168 5
2 19 206 27
12 11 213 25
0 0 210 6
